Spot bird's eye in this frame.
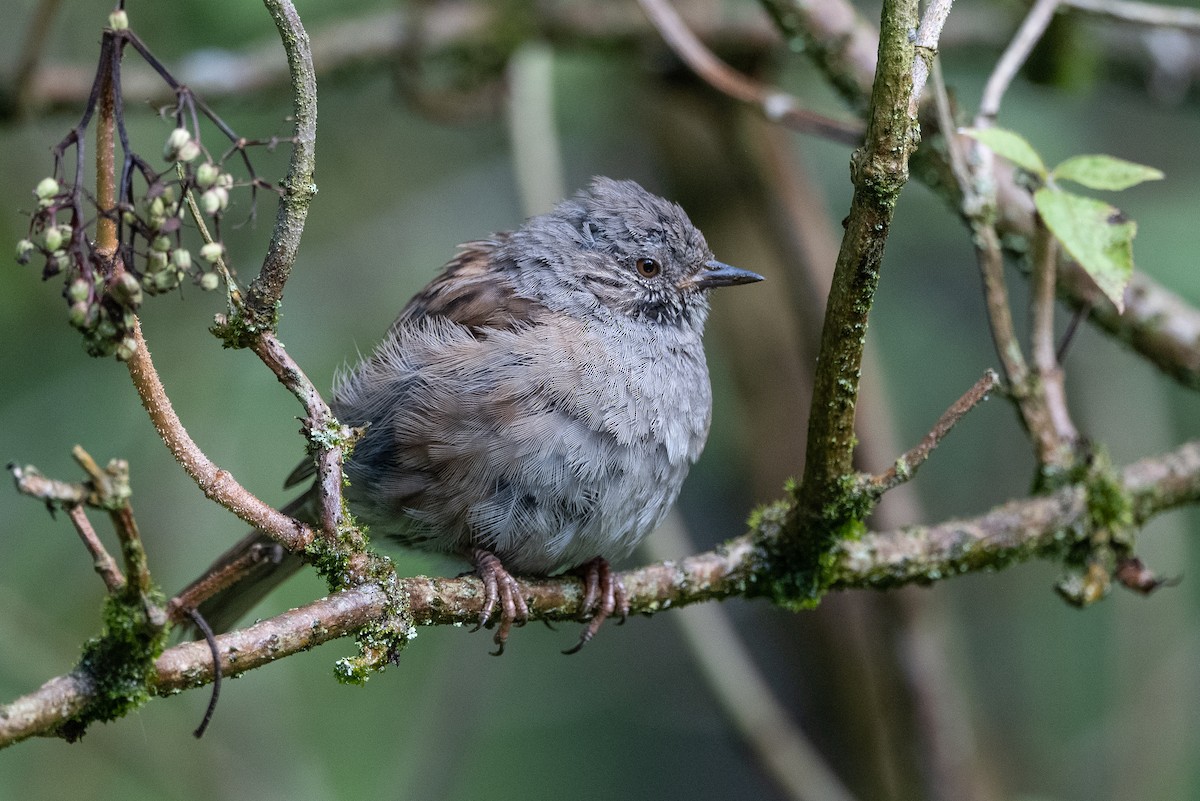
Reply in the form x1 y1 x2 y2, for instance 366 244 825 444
635 257 661 278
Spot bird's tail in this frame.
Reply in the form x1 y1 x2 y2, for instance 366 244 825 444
177 489 314 635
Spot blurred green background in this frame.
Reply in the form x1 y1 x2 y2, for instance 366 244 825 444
2 1 1199 799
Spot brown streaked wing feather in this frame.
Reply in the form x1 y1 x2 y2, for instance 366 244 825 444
396 234 545 333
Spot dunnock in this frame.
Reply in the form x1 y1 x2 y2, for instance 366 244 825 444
186 177 761 652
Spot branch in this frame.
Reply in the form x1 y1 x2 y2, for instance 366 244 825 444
763 0 1200 391
241 0 318 331
1062 0 1200 30
5 439 1199 749
977 0 1061 123
794 0 919 533
864 370 1000 495
124 318 313 553
637 0 863 144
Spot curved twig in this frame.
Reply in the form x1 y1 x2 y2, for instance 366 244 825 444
243 0 318 329
637 0 863 144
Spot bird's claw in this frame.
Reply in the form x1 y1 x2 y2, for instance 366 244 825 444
470 548 529 655
563 556 627 655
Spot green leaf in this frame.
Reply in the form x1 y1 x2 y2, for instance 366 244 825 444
1051 155 1164 191
960 127 1047 177
1034 187 1136 312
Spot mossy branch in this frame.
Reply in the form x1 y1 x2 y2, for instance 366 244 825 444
3 439 1197 748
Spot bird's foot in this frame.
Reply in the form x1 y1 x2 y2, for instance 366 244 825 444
563 556 628 655
469 548 529 655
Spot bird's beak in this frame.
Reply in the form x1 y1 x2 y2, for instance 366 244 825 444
685 260 764 290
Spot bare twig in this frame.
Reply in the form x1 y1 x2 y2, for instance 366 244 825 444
1029 221 1079 460
637 0 864 144
1063 0 1200 30
977 0 1061 122
865 370 1000 495
9 464 88 506
66 505 126 594
909 0 956 116
247 333 354 544
123 318 314 553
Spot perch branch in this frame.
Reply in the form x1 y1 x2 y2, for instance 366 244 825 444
4 439 1199 748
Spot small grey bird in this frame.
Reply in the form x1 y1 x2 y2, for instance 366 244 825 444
187 177 761 652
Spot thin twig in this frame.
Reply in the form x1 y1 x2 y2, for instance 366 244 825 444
108 504 152 595
1063 0 1200 30
123 317 314 553
977 0 1061 122
909 0 956 116
186 608 222 739
9 464 88 506
866 370 1000 495
1056 303 1090 364
1029 221 1079 457
67 505 126 594
247 333 354 545
637 0 863 144
168 542 283 621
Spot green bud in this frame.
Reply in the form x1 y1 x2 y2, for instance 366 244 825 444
15 239 35 263
108 9 129 30
153 270 178 292
199 272 220 291
180 141 201 163
149 197 166 218
164 128 193 162
68 301 91 329
68 278 91 303
151 235 172 252
199 242 224 263
95 315 117 340
51 251 71 273
36 178 59 200
147 250 170 272
42 227 63 252
173 249 192 270
216 172 234 191
196 162 220 189
200 188 228 215
115 337 139 361
112 272 143 307
122 211 137 226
